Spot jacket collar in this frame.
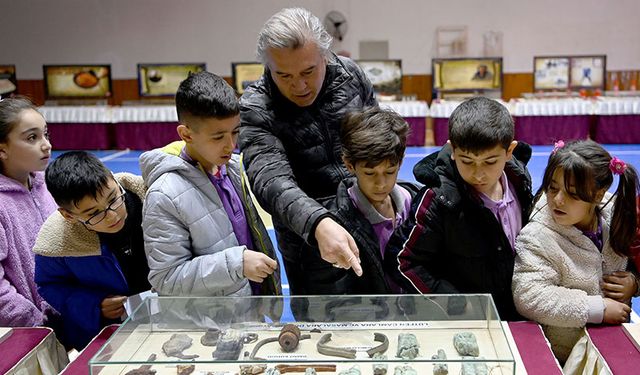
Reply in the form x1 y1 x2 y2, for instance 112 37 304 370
32 173 146 257
0 172 45 193
348 179 409 225
414 142 532 206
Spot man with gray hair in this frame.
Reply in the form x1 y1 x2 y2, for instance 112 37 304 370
239 7 376 297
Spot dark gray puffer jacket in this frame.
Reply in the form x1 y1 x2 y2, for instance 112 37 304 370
239 54 376 259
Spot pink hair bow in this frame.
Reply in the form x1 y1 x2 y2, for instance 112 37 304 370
609 156 627 175
552 140 565 154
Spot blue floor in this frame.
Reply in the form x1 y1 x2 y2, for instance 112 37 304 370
53 144 640 321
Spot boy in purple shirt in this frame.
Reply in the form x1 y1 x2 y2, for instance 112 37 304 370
396 97 533 320
307 107 420 294
140 72 281 301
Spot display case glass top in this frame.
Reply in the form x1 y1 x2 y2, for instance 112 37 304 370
90 294 516 374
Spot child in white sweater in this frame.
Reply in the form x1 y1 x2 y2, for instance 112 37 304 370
513 139 640 363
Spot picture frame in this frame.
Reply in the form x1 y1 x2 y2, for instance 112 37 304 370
0 65 17 96
533 55 606 92
137 63 206 97
432 57 503 99
569 55 606 90
231 62 264 94
356 59 403 98
533 56 570 91
43 64 112 99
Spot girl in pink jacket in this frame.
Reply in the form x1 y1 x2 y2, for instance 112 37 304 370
0 97 57 326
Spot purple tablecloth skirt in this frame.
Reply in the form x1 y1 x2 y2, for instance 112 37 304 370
436 116 593 146
60 324 119 375
0 327 52 374
508 321 563 374
587 325 640 375
433 118 449 146
514 115 593 145
593 115 640 144
114 122 180 150
405 117 426 146
48 123 112 150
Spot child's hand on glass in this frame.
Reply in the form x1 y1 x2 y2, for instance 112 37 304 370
101 295 127 319
243 250 277 283
602 271 638 303
603 297 631 324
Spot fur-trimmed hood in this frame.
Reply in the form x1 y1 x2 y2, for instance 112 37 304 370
32 173 146 257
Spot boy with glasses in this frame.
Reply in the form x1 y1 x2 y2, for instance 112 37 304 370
32 151 151 350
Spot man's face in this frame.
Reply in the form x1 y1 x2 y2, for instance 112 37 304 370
451 142 516 197
266 42 327 107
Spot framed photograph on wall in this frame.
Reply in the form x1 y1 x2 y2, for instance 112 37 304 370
231 62 264 94
356 59 403 98
43 64 112 99
533 56 570 90
137 63 206 97
569 55 606 90
432 57 503 99
0 65 18 96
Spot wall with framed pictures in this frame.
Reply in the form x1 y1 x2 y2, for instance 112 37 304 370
231 62 264 94
533 55 606 92
356 59 403 99
43 64 112 100
137 63 206 97
432 57 503 99
0 65 17 96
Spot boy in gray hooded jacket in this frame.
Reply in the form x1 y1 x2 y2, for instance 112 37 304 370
140 72 281 301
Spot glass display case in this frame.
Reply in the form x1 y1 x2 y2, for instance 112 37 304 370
90 294 516 374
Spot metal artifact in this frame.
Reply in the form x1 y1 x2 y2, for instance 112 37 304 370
201 328 221 346
162 334 199 360
177 364 195 375
274 364 337 373
239 364 268 375
212 329 244 360
279 324 302 352
317 332 389 359
124 354 157 375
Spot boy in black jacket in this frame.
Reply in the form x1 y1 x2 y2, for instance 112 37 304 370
397 97 533 321
302 107 420 295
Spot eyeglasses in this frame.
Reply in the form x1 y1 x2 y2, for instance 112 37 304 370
81 186 126 226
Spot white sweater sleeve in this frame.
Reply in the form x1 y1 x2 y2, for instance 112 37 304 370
513 225 592 328
586 295 605 323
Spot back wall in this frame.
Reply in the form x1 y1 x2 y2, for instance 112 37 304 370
2 0 639 103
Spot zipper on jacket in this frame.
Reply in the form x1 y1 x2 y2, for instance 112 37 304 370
29 189 48 222
239 153 280 295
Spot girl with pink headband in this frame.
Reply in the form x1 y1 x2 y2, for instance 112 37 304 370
512 139 640 364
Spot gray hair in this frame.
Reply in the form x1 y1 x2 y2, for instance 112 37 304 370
256 7 333 64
